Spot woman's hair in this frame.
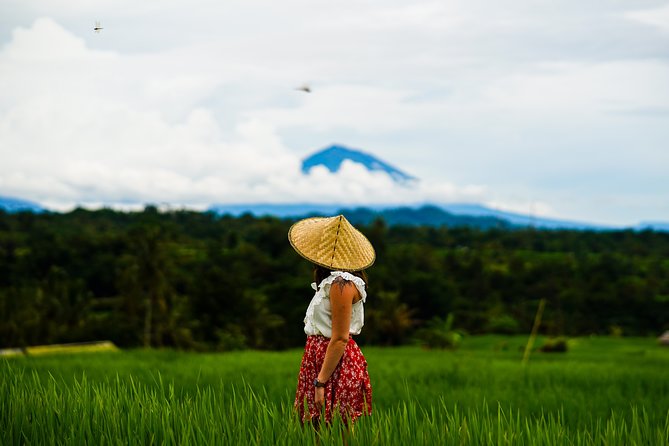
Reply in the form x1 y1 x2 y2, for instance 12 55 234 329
313 264 368 290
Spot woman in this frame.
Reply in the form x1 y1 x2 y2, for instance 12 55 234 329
289 215 374 425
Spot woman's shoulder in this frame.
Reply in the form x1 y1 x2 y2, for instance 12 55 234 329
318 271 364 288
319 271 367 302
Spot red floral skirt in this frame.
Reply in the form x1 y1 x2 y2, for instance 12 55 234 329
294 335 372 424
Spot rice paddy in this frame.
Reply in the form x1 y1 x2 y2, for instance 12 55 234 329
2 335 668 445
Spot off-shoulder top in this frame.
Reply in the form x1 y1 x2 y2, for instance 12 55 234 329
303 271 367 338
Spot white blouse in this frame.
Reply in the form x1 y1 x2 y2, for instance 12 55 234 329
303 271 367 338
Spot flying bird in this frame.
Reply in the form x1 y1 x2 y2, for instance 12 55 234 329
295 84 311 93
94 21 103 33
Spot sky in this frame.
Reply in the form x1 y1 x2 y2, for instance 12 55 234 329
0 0 668 226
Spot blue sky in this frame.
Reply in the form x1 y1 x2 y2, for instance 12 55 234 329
0 0 668 225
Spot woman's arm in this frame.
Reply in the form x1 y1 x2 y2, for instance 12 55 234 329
314 279 356 405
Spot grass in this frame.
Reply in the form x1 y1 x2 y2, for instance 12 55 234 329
2 335 668 445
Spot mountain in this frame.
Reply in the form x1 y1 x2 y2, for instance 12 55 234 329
440 203 608 230
208 203 365 218
301 145 416 182
210 203 511 229
208 202 668 231
0 196 45 213
636 221 669 232
341 205 511 229
0 194 664 232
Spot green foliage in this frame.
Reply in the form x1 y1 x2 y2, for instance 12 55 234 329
415 313 463 349
539 337 569 353
1 208 669 350
363 291 414 345
215 324 247 351
485 313 521 334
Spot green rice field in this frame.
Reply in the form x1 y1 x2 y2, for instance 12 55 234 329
2 336 668 445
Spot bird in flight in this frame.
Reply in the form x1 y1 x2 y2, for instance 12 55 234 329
94 21 103 33
295 84 311 93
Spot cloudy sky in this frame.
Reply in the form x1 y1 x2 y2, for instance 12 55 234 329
1 0 668 225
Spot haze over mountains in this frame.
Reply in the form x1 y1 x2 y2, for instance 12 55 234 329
207 203 607 230
1 145 667 231
207 145 657 230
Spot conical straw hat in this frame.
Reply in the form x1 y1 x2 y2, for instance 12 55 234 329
288 215 376 272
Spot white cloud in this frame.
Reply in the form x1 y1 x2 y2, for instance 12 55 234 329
626 4 669 33
288 161 486 205
0 18 483 211
481 60 669 114
1 0 668 225
486 200 555 219
250 85 450 133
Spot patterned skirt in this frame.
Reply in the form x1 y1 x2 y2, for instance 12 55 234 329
294 335 372 424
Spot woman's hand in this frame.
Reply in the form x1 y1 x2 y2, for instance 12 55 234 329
314 386 325 409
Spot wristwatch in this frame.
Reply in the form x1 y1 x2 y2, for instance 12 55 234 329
313 378 326 388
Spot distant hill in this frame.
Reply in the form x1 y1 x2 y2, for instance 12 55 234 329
208 202 669 232
339 205 511 229
0 196 45 213
208 203 359 218
440 203 608 230
302 145 416 183
636 221 669 232
2 193 666 232
211 203 511 229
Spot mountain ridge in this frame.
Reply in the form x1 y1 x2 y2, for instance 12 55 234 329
2 195 667 232
301 144 416 182
208 202 663 231
0 196 45 213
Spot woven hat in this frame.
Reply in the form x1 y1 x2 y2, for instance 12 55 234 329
288 215 375 272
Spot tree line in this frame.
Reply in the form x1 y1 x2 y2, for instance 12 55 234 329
1 206 667 350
